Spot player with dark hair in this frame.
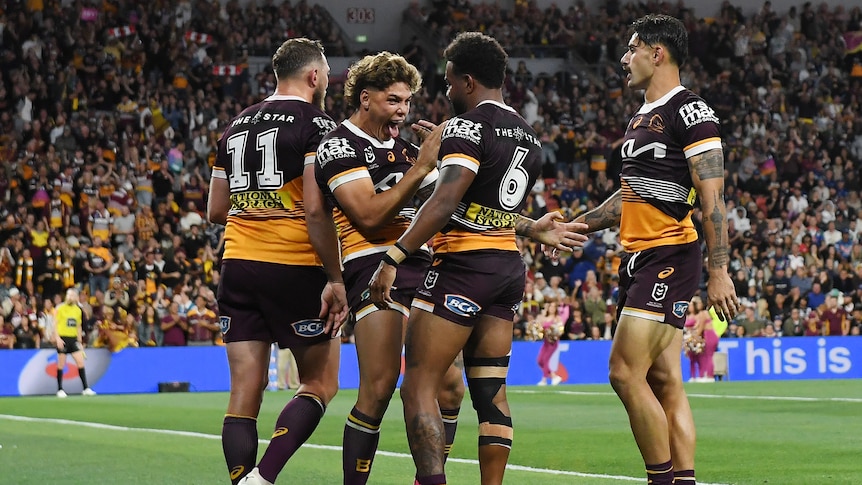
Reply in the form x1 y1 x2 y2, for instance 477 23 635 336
368 32 588 485
207 37 348 485
571 14 739 484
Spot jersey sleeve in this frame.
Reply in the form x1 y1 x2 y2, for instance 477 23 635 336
439 115 484 174
676 95 723 159
304 114 338 167
315 135 370 193
212 128 230 180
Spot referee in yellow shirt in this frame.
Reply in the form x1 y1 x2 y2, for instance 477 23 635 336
53 288 96 397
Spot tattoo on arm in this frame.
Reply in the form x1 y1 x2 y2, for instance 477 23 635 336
514 215 534 239
689 149 724 180
578 190 622 232
708 194 729 269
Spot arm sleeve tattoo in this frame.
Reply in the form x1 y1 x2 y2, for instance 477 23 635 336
574 190 622 233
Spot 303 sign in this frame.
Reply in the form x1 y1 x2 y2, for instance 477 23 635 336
346 7 375 24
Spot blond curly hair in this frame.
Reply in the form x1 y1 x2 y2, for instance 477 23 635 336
343 52 422 109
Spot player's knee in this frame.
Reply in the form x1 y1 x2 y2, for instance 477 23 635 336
465 355 512 445
438 370 465 409
608 357 638 391
359 377 397 415
465 356 512 414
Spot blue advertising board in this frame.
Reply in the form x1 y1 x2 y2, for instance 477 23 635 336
1 337 859 396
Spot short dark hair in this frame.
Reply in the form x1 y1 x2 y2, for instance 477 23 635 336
271 38 325 80
443 32 508 89
629 14 688 67
343 52 422 109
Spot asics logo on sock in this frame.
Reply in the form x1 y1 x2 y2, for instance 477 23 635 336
272 427 289 438
229 466 245 480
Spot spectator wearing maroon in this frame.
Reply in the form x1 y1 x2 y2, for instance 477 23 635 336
187 294 219 345
160 301 188 346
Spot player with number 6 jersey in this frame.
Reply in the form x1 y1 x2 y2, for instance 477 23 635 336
367 32 590 485
429 103 542 256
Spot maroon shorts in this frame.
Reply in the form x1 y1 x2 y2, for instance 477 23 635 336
412 250 525 327
617 241 702 329
344 251 431 322
217 259 333 348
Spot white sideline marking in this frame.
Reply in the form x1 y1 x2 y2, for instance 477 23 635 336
508 389 862 403
0 414 731 484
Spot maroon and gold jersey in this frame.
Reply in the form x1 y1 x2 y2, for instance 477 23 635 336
620 86 722 252
213 95 337 266
315 120 437 264
434 100 542 254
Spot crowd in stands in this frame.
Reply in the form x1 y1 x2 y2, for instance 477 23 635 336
1 0 861 352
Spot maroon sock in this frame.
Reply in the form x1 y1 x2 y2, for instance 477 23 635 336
221 415 258 485
342 406 382 484
257 393 325 482
439 407 460 462
674 469 696 484
416 474 447 485
646 460 674 485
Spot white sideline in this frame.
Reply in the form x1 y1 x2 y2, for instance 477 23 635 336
0 413 731 484
508 389 862 403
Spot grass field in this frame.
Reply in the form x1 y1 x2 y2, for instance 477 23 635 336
1 381 860 484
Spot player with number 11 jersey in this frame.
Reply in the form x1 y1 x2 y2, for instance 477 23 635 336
212 96 337 266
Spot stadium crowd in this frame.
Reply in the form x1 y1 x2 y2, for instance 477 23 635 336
1 0 861 353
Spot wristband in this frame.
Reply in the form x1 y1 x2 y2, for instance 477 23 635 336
394 242 411 258
383 243 408 266
381 253 400 266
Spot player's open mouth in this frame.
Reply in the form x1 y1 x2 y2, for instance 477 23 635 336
387 121 400 138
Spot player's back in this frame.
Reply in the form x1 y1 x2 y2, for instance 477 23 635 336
213 95 337 266
434 100 543 254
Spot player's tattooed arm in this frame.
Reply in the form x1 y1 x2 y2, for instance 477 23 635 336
688 147 725 181
572 189 622 233
688 148 730 271
705 192 730 269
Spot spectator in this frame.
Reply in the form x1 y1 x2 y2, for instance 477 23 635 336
186 294 219 345
735 303 768 337
160 301 188 347
137 305 163 347
84 236 113 295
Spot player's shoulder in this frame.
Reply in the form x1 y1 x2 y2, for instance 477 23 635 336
321 121 355 142
671 87 711 108
442 103 508 146
671 88 720 129
317 123 361 168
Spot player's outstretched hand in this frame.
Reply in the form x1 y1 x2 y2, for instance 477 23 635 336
319 281 349 336
368 261 397 310
533 211 589 253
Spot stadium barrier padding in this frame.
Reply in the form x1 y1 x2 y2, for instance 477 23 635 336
2 337 860 396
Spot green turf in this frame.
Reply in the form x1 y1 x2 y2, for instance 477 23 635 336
1 381 860 484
